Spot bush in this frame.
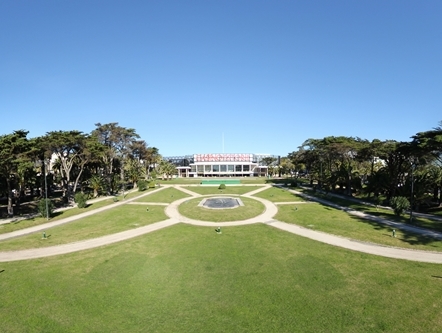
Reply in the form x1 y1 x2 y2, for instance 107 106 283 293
218 183 226 189
38 199 54 218
137 180 148 191
390 196 410 216
74 192 88 208
148 181 156 188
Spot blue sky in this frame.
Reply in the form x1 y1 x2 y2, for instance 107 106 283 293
1 1 441 157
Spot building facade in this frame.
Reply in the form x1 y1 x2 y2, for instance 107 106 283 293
165 153 278 178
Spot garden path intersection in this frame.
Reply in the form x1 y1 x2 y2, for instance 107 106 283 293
1 185 442 263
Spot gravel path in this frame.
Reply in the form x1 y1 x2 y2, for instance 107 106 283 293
1 184 442 263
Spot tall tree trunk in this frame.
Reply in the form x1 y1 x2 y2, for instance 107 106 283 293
6 178 13 217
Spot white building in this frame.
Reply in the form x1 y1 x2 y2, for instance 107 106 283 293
166 153 278 178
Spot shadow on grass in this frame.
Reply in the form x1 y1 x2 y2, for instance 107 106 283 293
304 190 442 234
348 213 441 247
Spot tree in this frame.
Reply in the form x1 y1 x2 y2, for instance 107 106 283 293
357 139 384 198
286 151 305 178
143 147 160 178
411 121 442 164
261 157 276 177
43 131 92 203
92 123 140 194
372 141 408 201
0 130 30 217
157 160 176 180
390 196 410 216
88 174 106 198
279 157 295 177
411 122 442 204
125 158 145 188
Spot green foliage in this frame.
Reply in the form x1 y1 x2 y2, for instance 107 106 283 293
74 192 88 208
148 181 156 188
218 183 226 189
38 198 54 218
88 175 106 197
137 180 148 191
389 196 410 216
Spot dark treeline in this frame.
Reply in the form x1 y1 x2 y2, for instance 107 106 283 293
0 122 175 218
1 121 442 218
280 121 442 212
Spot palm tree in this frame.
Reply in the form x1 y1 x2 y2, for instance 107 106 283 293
88 174 106 198
157 160 176 180
125 158 145 188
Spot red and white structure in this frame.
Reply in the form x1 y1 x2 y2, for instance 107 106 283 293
174 153 271 178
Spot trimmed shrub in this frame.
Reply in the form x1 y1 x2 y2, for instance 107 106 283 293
148 181 156 188
390 196 410 216
218 183 226 189
74 192 88 208
38 199 54 218
137 180 148 191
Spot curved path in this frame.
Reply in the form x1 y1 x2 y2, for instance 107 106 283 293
1 184 442 263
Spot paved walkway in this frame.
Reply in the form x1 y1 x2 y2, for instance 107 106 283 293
0 187 169 241
1 184 442 263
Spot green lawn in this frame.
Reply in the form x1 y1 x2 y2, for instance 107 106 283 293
178 197 265 222
275 202 442 251
0 198 118 235
252 186 306 202
1 224 441 332
240 177 267 184
299 189 442 233
0 188 159 235
0 205 167 251
156 178 202 185
182 185 263 196
134 187 191 203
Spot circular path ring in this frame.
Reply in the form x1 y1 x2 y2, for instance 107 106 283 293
165 194 278 226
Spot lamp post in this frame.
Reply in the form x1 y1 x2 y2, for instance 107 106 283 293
43 159 49 220
409 159 416 224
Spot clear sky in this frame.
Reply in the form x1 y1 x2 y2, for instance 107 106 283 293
1 1 441 157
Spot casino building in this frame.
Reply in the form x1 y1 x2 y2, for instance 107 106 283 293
164 153 279 178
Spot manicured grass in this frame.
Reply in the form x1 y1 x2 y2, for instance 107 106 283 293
1 224 441 332
134 187 191 203
115 188 151 200
428 206 442 217
0 205 167 251
299 189 442 232
275 202 442 251
156 178 202 185
0 198 118 235
240 177 267 184
182 185 264 195
0 190 162 235
252 186 306 202
178 197 265 222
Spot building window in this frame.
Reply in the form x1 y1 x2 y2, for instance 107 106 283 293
205 165 211 172
220 165 227 172
235 165 242 172
191 165 196 172
243 165 250 172
228 165 234 172
197 165 204 172
213 165 220 172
